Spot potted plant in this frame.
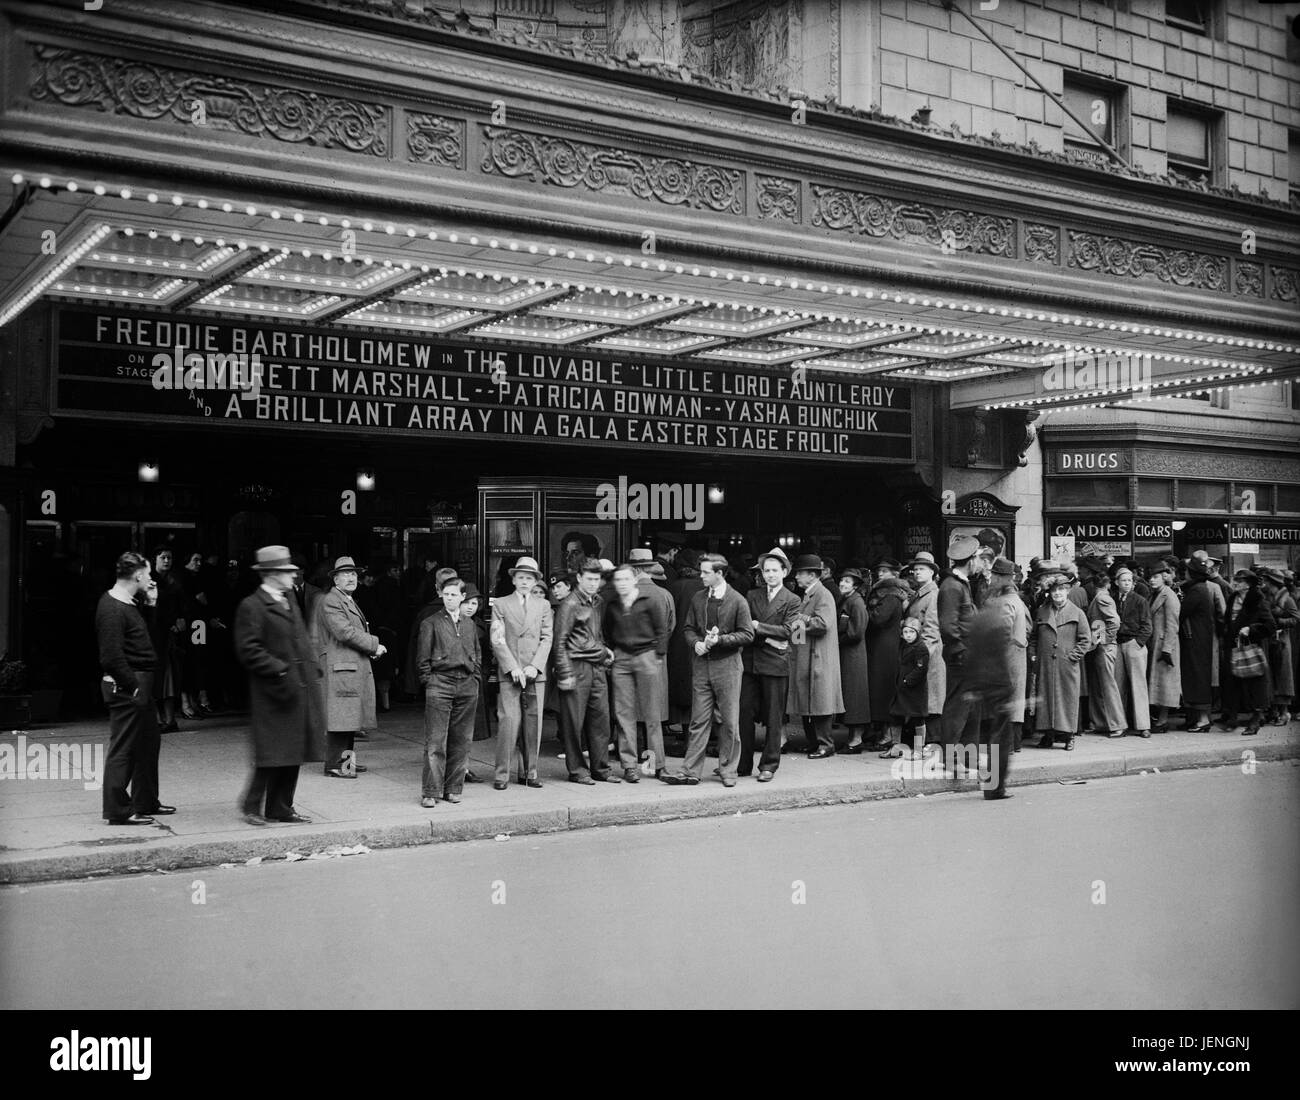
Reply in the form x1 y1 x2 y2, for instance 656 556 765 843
0 655 31 728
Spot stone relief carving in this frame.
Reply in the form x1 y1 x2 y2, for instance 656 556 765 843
683 0 800 89
756 175 800 222
1135 449 1300 482
481 125 744 213
29 43 389 156
1270 266 1299 303
1233 261 1264 298
811 185 1015 257
1067 231 1228 292
407 113 465 167
1024 223 1060 265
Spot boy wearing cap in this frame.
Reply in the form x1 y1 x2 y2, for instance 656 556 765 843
417 576 481 806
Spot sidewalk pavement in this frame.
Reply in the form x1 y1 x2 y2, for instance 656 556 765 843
2 705 1296 883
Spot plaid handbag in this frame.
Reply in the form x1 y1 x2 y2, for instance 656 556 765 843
1230 642 1267 680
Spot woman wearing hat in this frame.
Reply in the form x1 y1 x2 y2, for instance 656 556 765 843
1029 574 1092 750
1179 556 1219 732
1146 564 1182 733
1217 570 1276 736
836 568 871 751
311 556 384 778
864 559 911 749
1259 568 1296 726
903 552 945 753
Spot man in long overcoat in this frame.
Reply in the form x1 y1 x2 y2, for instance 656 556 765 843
1146 564 1182 731
1029 575 1092 749
787 554 843 757
233 545 326 824
904 552 946 740
1179 557 1220 730
312 556 383 779
865 560 910 747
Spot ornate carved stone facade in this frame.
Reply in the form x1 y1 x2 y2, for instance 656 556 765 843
1234 261 1265 298
1024 223 1060 265
1271 266 1299 303
406 113 465 168
480 126 744 213
28 43 390 156
682 0 802 91
756 175 800 222
811 186 1015 257
1134 448 1300 482
1067 231 1228 292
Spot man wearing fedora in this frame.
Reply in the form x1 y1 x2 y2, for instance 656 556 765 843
938 534 984 775
788 554 844 757
233 545 326 825
490 556 553 789
311 556 385 779
631 547 676 751
903 551 946 753
741 548 801 780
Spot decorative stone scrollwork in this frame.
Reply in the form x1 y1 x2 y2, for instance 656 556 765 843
1234 261 1264 298
480 126 744 213
29 43 389 156
756 175 800 222
1067 230 1227 292
1271 266 1299 303
810 185 1015 257
407 113 465 167
1024 223 1060 265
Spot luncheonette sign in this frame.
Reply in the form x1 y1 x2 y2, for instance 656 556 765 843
53 308 915 463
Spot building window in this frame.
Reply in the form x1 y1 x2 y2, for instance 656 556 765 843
1177 480 1228 511
1165 0 1213 36
1289 132 1300 210
1232 484 1271 514
1277 484 1300 513
1062 76 1121 167
1046 478 1127 510
1166 103 1217 184
1137 479 1173 509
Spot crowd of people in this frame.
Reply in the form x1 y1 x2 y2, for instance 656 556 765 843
93 531 1299 824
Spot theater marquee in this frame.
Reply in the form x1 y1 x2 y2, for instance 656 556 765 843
53 308 915 463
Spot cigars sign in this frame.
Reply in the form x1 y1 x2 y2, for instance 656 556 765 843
53 308 914 463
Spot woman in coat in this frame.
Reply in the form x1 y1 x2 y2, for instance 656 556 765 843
864 561 911 748
311 556 382 778
836 569 871 751
1146 564 1182 732
1030 575 1092 749
787 555 844 756
903 552 946 747
984 560 1031 751
1260 569 1296 725
1217 569 1276 737
1179 558 1219 731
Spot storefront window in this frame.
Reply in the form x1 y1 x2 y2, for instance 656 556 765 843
1277 484 1300 514
1046 477 1127 509
1177 480 1228 511
1231 484 1270 514
1137 478 1172 508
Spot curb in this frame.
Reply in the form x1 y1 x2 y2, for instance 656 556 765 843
1 739 1294 884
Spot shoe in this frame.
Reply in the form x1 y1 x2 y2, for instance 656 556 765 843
180 706 199 719
420 796 438 808
243 813 270 826
1037 734 1054 748
445 792 462 804
1065 736 1075 751
842 744 863 754
525 777 543 788
600 773 622 783
1151 723 1169 734
1215 720 1239 732
147 804 177 815
324 769 357 779
106 814 154 825
354 731 369 741
808 748 835 759
1137 730 1151 739
876 742 897 758
983 790 1013 801
354 764 368 773
465 771 483 783
623 769 640 783
1187 722 1211 733
757 770 774 782
659 773 699 786
271 812 312 824
569 775 596 785
1241 723 1261 737
721 776 736 787
159 720 179 734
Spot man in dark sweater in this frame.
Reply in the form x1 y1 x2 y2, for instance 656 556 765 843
417 576 481 807
553 559 620 784
604 564 669 779
95 551 172 825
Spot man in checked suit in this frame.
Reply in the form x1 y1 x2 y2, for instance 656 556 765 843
490 556 553 789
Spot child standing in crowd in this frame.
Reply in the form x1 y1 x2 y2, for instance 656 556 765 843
883 617 930 759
